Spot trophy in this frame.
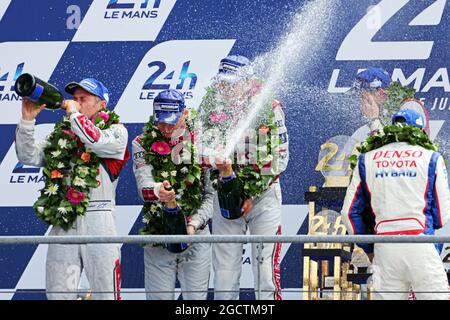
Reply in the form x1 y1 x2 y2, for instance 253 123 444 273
14 73 64 110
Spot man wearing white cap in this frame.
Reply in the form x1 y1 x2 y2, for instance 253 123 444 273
200 54 289 300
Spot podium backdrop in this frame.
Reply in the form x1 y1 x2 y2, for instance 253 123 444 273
0 0 448 299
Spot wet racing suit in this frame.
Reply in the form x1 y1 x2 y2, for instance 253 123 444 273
212 100 289 300
16 112 129 300
341 142 450 300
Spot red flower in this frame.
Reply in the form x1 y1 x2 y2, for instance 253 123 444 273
66 187 85 204
51 170 63 179
81 152 91 163
151 141 171 155
262 161 272 169
62 130 76 139
261 161 273 174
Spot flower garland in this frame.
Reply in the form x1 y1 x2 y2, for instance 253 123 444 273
379 82 416 126
349 122 439 170
33 109 120 230
138 112 204 237
199 78 280 199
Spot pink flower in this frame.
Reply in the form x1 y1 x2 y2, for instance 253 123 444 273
151 141 171 155
62 130 76 139
250 79 262 96
209 112 229 124
66 187 85 204
98 111 110 122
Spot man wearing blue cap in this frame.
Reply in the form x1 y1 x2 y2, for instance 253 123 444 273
132 89 214 300
200 54 289 300
341 109 450 300
16 78 129 299
351 67 391 134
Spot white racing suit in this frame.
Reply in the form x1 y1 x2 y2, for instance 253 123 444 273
15 113 129 300
212 101 289 300
132 134 214 300
341 142 450 300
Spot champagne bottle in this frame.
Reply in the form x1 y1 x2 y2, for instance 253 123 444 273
217 172 245 220
14 73 64 110
162 182 189 253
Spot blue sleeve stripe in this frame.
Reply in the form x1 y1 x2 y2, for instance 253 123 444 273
348 183 365 233
355 153 374 254
358 154 368 193
427 152 441 229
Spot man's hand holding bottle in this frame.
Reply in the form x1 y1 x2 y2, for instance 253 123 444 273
21 97 45 121
159 180 177 203
215 155 253 216
215 155 233 177
62 100 81 115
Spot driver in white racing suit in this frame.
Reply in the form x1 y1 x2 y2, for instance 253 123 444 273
341 108 450 300
15 78 129 300
200 55 289 300
132 89 214 300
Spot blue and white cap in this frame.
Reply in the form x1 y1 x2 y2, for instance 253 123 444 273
351 67 391 91
65 78 110 105
153 89 186 125
392 108 425 129
217 54 253 82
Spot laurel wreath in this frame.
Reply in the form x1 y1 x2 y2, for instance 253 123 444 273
138 112 204 238
379 81 417 126
33 109 120 230
199 79 280 199
349 123 439 170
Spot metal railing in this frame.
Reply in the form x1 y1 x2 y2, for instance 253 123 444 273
2 234 450 244
2 235 449 300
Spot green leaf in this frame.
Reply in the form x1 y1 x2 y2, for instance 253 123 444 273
350 123 438 161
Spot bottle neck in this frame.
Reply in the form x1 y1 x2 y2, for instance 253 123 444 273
164 204 180 213
220 171 237 183
165 200 178 210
